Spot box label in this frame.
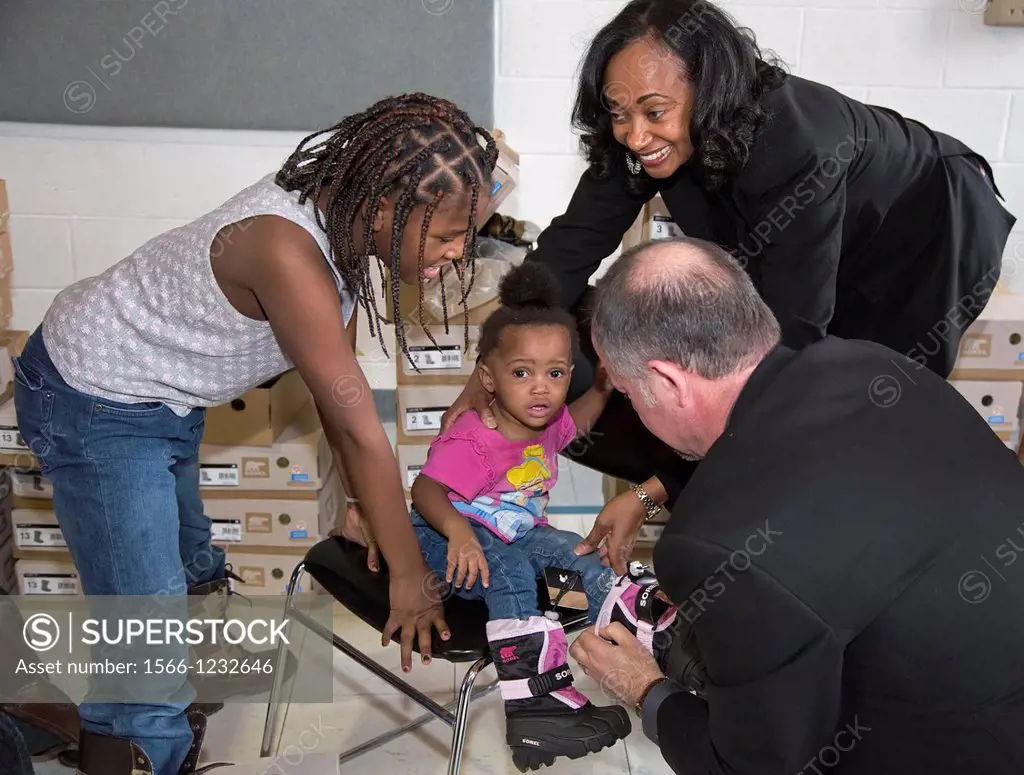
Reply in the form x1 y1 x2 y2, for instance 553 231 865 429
988 415 1006 425
404 407 445 432
22 573 79 595
242 457 270 478
649 216 683 240
407 345 463 371
16 524 66 548
211 519 242 543
0 425 27 451
959 334 991 358
289 529 309 540
406 464 423 489
245 513 273 533
200 464 239 487
238 566 266 586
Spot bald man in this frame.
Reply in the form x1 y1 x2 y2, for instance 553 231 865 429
569 237 1024 775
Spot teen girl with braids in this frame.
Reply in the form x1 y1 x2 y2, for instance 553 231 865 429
12 93 498 775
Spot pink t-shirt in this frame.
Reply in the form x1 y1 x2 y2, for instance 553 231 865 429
419 407 578 543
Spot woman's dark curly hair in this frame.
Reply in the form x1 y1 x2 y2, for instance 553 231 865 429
573 0 788 194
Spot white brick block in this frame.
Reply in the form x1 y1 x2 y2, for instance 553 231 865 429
11 289 59 333
1005 94 1024 163
866 87 1011 161
6 217 75 289
139 143 294 220
801 10 948 87
0 136 146 218
497 153 591 233
71 217 189 281
494 77 579 156
880 0 962 9
1000 231 1024 295
946 12 1024 88
992 164 1024 226
500 1 624 78
716 4 804 69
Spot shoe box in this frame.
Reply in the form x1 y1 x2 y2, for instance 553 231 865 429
0 330 28 406
948 380 1023 442
0 180 12 332
15 557 80 595
201 369 312 447
397 324 481 385
951 295 1024 376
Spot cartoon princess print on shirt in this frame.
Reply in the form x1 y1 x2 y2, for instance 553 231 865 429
504 444 551 494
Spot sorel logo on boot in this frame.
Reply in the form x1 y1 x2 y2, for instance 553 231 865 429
499 645 519 663
555 669 570 680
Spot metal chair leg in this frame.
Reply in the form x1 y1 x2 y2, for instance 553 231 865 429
259 561 306 757
447 656 491 775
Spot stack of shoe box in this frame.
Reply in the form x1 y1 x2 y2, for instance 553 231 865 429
0 179 13 333
948 293 1024 461
1 368 344 595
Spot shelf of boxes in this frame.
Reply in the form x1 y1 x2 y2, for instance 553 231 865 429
0 368 344 596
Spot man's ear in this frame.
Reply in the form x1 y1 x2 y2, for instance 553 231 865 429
649 359 689 408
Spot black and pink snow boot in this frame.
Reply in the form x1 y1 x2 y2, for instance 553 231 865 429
487 616 631 772
594 563 679 667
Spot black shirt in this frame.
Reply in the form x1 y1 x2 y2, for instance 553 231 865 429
527 75 1016 354
644 338 1024 774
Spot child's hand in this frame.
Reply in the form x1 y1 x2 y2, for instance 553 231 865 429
446 522 490 590
330 502 381 572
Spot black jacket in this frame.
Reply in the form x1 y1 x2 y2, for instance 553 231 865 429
528 75 1017 359
646 338 1024 775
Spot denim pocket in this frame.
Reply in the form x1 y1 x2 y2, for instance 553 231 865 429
91 398 166 418
11 356 55 461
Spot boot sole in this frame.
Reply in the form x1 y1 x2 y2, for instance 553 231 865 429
507 708 631 772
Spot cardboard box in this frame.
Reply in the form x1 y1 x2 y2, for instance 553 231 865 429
397 324 481 384
483 129 520 224
10 469 51 500
393 275 502 328
198 403 331 492
395 384 462 444
223 548 310 596
0 330 29 405
0 179 9 235
11 506 64 553
949 380 1023 434
205 468 343 550
202 370 312 447
951 295 1024 376
0 398 28 453
621 195 682 252
397 444 430 494
16 557 81 595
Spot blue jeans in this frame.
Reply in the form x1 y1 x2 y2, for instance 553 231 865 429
12 327 225 775
412 512 615 622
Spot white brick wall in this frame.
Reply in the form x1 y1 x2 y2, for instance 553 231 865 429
1 0 1022 355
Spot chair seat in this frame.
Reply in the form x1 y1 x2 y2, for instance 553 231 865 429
302 537 591 664
303 537 498 663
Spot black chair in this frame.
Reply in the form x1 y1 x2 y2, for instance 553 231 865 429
260 537 591 775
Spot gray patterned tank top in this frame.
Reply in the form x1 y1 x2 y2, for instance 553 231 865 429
42 173 355 417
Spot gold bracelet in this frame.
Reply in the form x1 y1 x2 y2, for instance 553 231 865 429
631 484 662 522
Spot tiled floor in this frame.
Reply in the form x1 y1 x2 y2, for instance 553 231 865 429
31 606 673 775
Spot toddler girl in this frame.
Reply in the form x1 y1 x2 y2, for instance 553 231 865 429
410 262 631 772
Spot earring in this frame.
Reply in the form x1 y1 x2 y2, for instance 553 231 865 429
625 151 642 175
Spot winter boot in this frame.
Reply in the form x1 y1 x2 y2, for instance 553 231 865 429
487 616 631 772
594 563 678 669
186 575 298 702
75 707 232 774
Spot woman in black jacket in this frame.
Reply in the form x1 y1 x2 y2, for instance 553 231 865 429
442 0 1017 538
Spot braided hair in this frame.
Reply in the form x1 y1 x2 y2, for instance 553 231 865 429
275 93 499 364
476 261 579 363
